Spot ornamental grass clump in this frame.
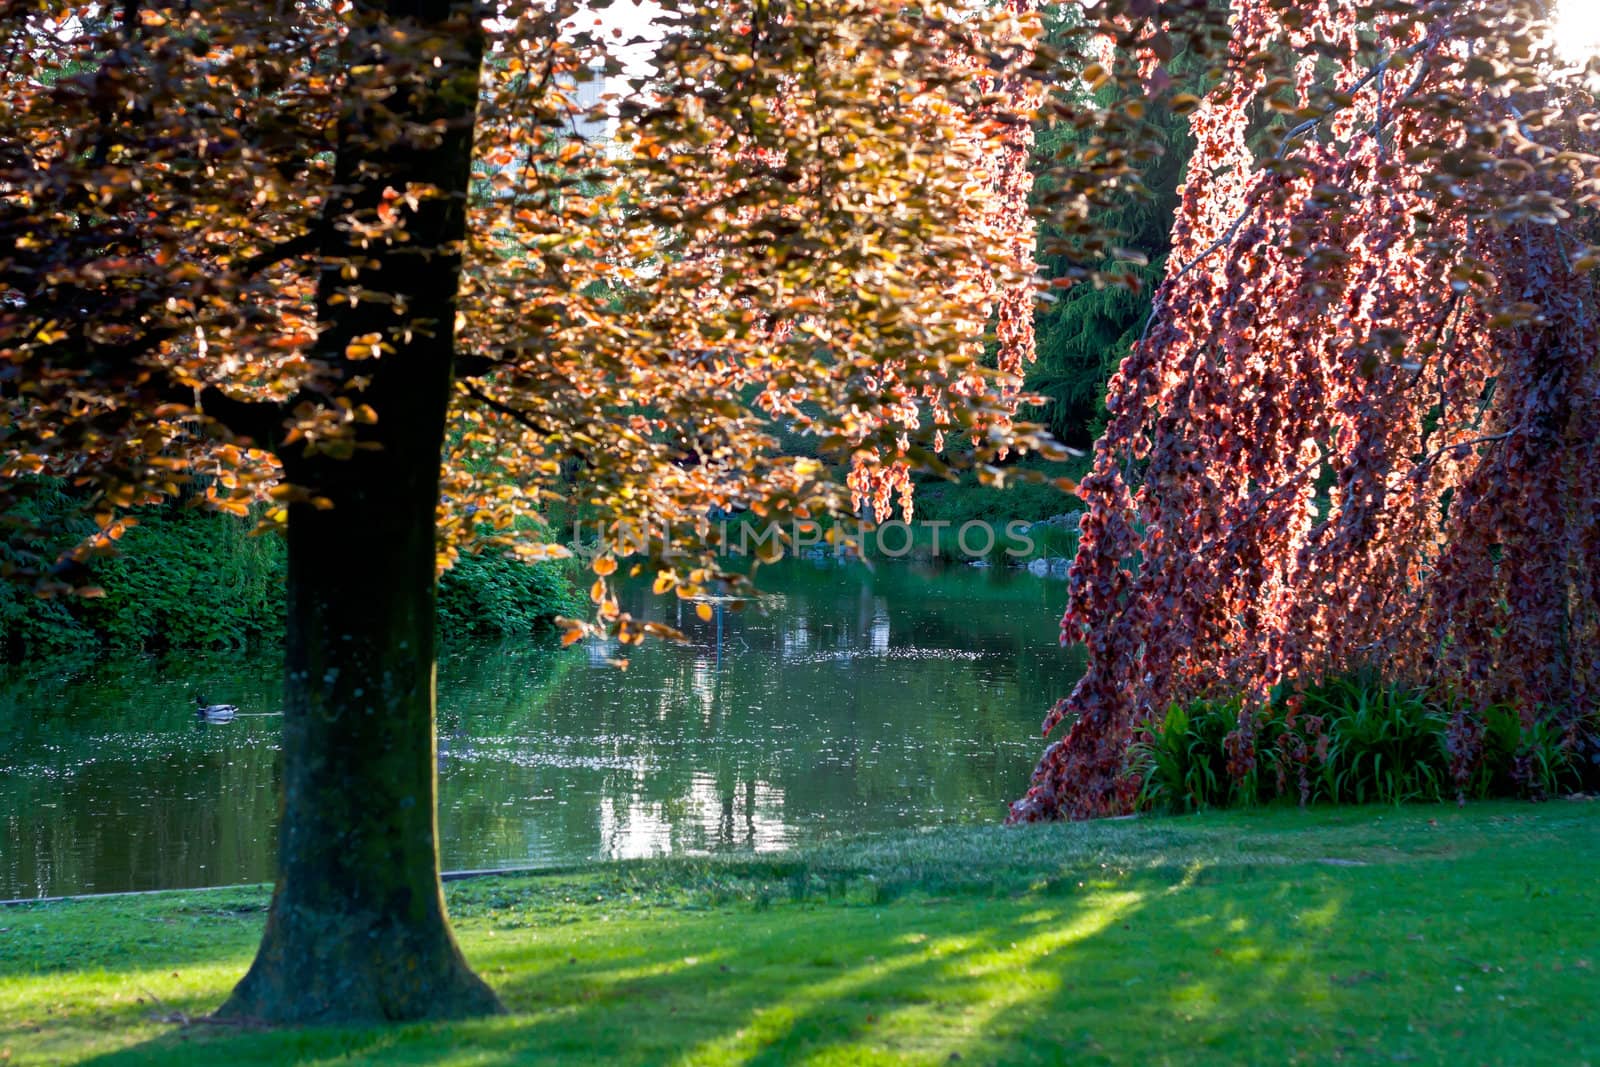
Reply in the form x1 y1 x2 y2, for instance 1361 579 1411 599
1132 672 1589 813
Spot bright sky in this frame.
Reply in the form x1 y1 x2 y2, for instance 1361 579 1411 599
563 1 1600 84
1554 0 1600 62
45 1 1600 84
568 0 663 78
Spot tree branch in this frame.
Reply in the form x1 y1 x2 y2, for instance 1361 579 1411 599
31 326 180 376
234 229 322 278
1409 428 1519 474
457 380 553 436
1135 28 1449 352
193 385 288 446
1186 428 1521 567
453 353 504 380
20 328 287 446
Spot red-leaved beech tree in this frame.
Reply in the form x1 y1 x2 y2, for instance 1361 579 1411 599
1012 0 1600 821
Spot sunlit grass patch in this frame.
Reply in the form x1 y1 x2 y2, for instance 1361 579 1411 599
2 801 1596 1065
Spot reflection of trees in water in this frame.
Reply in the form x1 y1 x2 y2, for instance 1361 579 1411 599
3 563 1087 892
433 640 575 779
1 652 284 898
0 651 282 763
2 726 281 898
435 563 1087 871
719 776 758 850
656 561 1078 661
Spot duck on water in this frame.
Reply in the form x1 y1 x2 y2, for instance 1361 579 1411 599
194 695 238 723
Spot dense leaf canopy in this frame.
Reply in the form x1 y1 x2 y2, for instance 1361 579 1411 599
1013 0 1600 820
0 0 1178 637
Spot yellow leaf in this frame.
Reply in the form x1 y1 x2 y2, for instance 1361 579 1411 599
696 603 713 622
344 332 383 360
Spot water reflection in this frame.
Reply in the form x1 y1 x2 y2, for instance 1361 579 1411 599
0 560 1083 898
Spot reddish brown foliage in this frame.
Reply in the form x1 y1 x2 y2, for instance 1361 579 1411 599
1013 0 1600 821
0 0 1087 620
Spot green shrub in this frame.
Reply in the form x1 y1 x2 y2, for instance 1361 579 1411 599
1132 671 1585 812
1 484 579 659
1471 704 1574 801
0 480 102 657
1132 697 1238 813
1301 673 1449 805
82 506 288 652
436 550 582 637
913 458 1088 542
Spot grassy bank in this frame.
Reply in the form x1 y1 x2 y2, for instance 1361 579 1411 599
3 803 1597 1065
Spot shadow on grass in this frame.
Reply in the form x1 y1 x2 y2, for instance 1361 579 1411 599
17 809 1596 1065
56 886 1373 1062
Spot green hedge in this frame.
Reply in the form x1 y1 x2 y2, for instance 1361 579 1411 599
435 547 582 639
0 483 578 659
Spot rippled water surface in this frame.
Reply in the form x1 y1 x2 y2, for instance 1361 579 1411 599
1 561 1084 899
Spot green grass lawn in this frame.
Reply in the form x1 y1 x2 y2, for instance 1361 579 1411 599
3 802 1597 1065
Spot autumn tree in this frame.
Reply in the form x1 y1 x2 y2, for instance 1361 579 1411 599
1 0 1189 1024
1012 0 1600 821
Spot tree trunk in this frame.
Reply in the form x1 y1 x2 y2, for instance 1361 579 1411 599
217 0 500 1024
217 450 501 1023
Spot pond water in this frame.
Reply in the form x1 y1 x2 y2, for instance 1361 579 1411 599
0 561 1084 900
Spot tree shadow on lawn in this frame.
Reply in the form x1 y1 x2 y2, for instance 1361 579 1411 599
61 875 1320 1063
50 842 1600 1065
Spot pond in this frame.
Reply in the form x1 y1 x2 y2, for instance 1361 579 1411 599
0 560 1084 900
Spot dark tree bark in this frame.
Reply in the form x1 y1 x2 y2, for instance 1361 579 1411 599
216 0 502 1024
